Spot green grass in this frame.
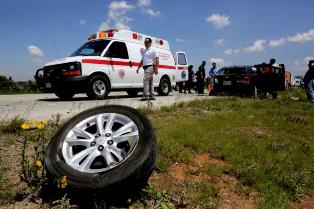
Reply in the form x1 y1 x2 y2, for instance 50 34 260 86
143 88 314 209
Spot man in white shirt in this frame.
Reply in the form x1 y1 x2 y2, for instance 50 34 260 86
136 38 159 101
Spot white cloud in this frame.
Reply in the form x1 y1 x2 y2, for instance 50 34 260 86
176 38 184 42
305 56 314 63
114 21 131 30
27 45 45 57
138 0 161 17
138 0 151 7
206 14 230 29
209 57 225 66
292 56 314 75
214 38 225 45
109 1 134 11
99 21 110 31
144 8 161 17
288 29 314 43
99 1 135 31
269 38 286 47
245 39 267 53
79 19 87 25
224 48 241 55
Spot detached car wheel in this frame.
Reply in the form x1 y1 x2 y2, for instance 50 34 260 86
44 105 157 190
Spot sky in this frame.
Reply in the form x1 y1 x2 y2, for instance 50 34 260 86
0 0 314 81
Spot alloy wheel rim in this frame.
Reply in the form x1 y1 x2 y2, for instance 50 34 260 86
62 113 139 173
162 81 169 93
93 80 106 95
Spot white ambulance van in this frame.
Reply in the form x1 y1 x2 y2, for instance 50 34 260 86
35 29 189 100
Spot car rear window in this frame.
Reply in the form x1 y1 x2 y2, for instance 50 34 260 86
219 67 247 75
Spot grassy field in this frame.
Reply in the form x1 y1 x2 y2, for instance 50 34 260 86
0 88 313 208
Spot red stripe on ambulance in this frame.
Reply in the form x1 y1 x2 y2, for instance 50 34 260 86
82 59 176 69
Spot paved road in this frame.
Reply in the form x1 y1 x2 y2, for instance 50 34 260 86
0 92 213 121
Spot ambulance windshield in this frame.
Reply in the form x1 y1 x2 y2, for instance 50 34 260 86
70 40 111 57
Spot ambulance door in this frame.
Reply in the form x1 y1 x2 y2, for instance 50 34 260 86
127 43 144 88
103 41 133 88
176 52 188 82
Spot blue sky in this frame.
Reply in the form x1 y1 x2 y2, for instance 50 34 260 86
0 0 314 81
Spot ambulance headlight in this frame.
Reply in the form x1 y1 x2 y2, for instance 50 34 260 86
67 62 81 71
69 65 75 70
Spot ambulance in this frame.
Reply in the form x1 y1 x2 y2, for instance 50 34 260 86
34 29 189 100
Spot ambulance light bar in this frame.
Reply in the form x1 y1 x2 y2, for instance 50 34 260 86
87 29 118 41
132 33 164 45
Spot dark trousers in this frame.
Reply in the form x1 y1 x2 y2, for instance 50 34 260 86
197 80 205 94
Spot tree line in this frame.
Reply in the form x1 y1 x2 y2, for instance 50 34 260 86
0 75 38 93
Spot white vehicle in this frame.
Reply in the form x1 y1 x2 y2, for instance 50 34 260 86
35 29 189 100
293 78 301 87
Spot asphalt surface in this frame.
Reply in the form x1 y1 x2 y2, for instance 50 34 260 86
0 91 214 121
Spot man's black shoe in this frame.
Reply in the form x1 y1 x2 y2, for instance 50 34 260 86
140 97 149 101
149 97 156 100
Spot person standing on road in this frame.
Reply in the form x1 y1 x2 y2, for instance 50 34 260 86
208 62 219 95
209 62 219 76
136 38 159 101
184 65 194 93
196 61 206 94
303 60 314 102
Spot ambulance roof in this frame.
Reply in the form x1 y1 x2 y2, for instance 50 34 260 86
87 29 170 51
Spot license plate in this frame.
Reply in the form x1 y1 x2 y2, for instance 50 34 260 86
223 80 231 85
45 82 52 88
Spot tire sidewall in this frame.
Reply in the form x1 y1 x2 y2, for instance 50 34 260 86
158 78 170 96
45 105 156 189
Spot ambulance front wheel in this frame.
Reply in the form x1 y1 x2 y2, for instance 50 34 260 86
157 77 171 96
55 89 75 101
87 75 110 100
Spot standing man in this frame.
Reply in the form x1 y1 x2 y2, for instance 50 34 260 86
197 61 206 94
209 62 219 76
208 62 219 95
303 60 314 102
258 58 278 99
136 38 159 101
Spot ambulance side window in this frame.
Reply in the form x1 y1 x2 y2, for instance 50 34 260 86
104 42 129 59
178 53 187 65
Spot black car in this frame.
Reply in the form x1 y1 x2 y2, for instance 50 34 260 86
211 65 257 96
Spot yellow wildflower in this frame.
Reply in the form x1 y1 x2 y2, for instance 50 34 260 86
41 120 48 126
37 123 45 130
21 123 30 130
31 120 39 126
35 160 42 168
60 176 68 189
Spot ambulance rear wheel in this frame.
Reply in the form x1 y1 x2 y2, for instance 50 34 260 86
87 76 110 100
157 78 171 96
126 90 139 97
55 89 75 101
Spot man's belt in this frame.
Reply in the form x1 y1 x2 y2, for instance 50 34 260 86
143 65 154 70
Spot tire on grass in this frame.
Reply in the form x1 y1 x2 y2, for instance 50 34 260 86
44 105 157 192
